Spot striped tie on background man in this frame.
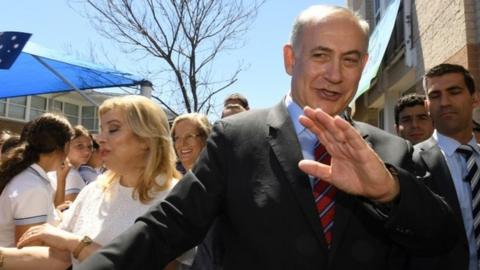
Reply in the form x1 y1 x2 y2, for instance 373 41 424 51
457 144 480 260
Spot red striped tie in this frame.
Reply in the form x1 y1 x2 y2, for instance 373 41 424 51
313 144 336 248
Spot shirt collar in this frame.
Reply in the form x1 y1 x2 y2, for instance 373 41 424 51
285 94 318 145
434 130 480 156
29 163 51 183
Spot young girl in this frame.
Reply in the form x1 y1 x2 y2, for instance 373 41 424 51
0 113 72 247
49 125 92 206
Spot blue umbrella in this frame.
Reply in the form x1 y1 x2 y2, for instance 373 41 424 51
0 34 144 101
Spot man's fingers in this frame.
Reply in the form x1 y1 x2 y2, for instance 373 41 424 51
299 115 330 145
298 160 331 181
334 116 367 150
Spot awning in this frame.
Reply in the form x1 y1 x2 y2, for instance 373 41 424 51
0 41 143 99
352 0 402 103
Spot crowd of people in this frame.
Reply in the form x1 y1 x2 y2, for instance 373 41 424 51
0 91 247 270
0 4 479 270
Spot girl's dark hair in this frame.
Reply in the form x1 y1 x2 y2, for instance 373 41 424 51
0 130 14 145
1 135 21 154
73 125 90 140
0 113 73 194
90 134 99 151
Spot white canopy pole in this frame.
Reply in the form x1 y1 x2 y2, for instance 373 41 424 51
140 80 153 98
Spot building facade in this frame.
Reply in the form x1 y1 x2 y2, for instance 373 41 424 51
0 90 113 134
0 90 177 135
348 0 480 133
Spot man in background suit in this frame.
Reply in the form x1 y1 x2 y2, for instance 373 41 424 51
76 5 457 270
394 93 433 145
413 63 479 270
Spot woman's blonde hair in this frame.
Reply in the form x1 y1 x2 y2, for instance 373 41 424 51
98 95 180 203
171 113 212 140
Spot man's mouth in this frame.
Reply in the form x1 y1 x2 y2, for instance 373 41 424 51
317 88 342 100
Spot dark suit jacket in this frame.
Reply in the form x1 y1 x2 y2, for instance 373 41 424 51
78 102 458 270
410 137 469 270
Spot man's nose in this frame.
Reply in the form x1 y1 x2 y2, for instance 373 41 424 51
324 59 342 84
411 118 420 128
439 94 451 106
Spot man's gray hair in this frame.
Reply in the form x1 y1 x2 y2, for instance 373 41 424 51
289 5 370 52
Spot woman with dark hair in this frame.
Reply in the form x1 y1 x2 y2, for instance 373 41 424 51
0 113 73 247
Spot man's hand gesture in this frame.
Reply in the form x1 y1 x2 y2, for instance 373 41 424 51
299 107 399 203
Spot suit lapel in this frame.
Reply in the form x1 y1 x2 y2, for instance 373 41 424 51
266 102 329 249
418 138 464 224
328 190 353 261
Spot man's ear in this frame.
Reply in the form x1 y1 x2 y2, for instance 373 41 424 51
283 44 295 76
360 53 369 70
424 99 430 116
394 124 400 135
472 89 480 109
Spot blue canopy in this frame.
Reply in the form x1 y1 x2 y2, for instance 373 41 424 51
0 42 143 98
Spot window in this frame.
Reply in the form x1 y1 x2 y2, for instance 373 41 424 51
0 99 6 116
30 96 47 120
49 100 63 114
81 106 98 131
8 96 27 119
384 1 405 62
64 102 79 125
374 0 382 25
378 108 384 130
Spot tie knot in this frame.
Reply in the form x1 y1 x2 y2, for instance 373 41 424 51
457 144 474 159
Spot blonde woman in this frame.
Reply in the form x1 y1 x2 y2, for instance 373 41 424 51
171 113 212 174
0 95 190 269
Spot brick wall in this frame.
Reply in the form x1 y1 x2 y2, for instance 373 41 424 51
464 0 480 85
413 0 468 73
476 0 480 43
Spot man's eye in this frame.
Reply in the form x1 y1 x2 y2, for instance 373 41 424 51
313 53 328 59
345 57 359 63
450 89 463 95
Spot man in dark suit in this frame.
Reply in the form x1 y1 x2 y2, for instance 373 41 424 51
76 5 458 270
412 63 480 270
394 94 433 145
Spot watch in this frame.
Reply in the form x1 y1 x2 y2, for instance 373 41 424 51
72 235 93 259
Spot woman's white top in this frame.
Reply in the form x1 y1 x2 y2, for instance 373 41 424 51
60 175 194 268
48 168 86 196
0 163 58 247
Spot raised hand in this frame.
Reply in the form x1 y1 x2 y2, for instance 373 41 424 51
298 107 399 203
56 159 72 182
